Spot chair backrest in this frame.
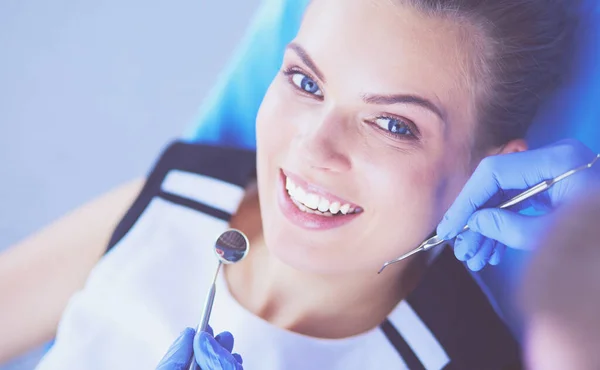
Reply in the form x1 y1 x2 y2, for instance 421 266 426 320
526 0 600 152
182 0 309 148
182 0 600 338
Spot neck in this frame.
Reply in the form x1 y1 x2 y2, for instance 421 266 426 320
225 239 425 339
225 183 425 339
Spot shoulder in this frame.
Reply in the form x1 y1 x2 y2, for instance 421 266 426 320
147 141 256 186
106 141 256 251
387 247 522 369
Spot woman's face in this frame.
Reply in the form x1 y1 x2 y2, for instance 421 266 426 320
256 0 483 274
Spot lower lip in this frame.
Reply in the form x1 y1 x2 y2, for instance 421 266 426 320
277 170 362 230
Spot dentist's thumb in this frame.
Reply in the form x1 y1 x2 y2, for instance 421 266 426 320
156 328 195 370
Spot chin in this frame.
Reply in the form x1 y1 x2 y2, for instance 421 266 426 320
260 219 385 275
261 221 337 273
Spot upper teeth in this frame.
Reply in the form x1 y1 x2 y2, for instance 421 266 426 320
285 176 355 215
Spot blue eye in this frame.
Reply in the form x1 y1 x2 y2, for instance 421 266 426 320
374 117 414 136
291 72 323 96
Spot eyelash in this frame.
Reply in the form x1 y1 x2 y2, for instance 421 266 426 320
282 66 324 100
281 65 419 140
366 116 420 140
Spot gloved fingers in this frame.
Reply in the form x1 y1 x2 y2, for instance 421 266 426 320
437 140 596 239
232 353 243 364
488 243 506 266
466 237 495 272
205 325 214 337
156 328 195 370
194 331 242 370
468 209 547 250
215 331 234 353
453 230 484 261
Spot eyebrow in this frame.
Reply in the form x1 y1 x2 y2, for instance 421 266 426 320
286 42 326 83
362 93 446 122
286 42 445 122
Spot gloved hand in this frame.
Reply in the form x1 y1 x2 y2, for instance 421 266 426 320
156 326 243 370
437 139 600 271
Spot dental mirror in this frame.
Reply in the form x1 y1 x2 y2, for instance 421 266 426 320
214 229 250 264
188 229 249 370
198 229 249 331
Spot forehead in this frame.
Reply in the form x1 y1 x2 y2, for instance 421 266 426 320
295 0 477 122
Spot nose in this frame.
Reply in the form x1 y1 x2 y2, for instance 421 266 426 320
294 109 352 173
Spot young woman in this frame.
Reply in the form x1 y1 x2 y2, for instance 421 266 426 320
3 0 578 369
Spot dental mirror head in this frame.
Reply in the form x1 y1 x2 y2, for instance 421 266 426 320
214 229 250 264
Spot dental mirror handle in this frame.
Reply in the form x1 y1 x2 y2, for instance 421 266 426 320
199 264 220 332
188 262 222 370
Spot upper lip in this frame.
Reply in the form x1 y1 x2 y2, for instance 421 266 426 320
281 169 362 209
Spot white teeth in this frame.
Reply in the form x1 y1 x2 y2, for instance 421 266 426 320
329 201 340 214
295 187 306 203
285 175 359 216
318 198 330 212
305 193 319 210
296 201 307 212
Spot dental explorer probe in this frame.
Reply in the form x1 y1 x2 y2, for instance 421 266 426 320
378 153 600 274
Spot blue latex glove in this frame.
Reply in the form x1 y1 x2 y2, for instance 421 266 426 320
437 139 600 271
156 326 243 370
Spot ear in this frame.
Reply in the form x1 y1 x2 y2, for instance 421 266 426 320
486 138 528 156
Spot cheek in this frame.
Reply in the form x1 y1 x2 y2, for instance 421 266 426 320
379 165 443 223
256 81 305 210
376 155 446 209
354 161 442 265
256 78 306 152
364 155 469 254
257 82 287 153
420 135 475 215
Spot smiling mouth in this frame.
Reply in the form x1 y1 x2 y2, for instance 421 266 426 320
284 173 363 217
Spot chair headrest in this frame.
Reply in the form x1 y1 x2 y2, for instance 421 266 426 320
527 0 600 151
